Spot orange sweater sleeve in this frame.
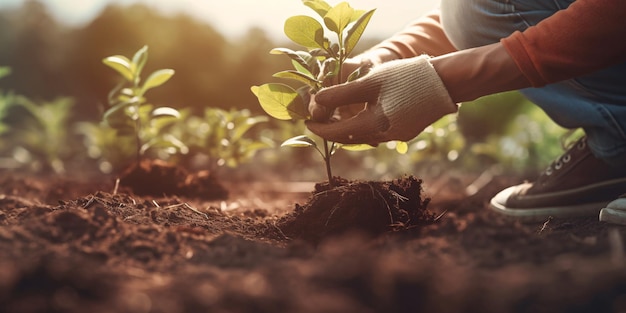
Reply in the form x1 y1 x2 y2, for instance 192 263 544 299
372 9 457 58
501 0 626 87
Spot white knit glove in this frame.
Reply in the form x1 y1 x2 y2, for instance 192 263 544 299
306 55 458 145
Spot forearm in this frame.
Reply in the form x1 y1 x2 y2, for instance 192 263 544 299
430 42 530 103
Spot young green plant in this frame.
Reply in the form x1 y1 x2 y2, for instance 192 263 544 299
175 107 272 171
0 67 12 136
251 0 377 185
102 46 187 167
9 96 75 173
1 68 74 173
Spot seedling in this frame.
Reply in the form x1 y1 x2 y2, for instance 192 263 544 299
175 107 272 171
0 68 69 172
251 0 377 185
0 67 13 136
75 121 136 173
102 46 186 167
10 96 74 173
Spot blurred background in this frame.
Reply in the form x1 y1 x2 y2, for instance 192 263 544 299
0 0 579 184
0 0 438 118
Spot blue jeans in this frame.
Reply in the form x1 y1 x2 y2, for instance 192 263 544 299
440 0 626 167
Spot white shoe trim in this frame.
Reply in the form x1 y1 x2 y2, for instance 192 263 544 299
489 185 609 219
599 207 626 225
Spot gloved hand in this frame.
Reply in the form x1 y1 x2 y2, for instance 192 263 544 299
306 55 458 145
310 50 392 122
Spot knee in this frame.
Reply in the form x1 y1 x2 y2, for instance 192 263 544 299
440 0 517 50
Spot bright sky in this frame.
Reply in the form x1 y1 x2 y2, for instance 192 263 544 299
0 0 441 40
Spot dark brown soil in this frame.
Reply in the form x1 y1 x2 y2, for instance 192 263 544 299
1 168 626 313
118 159 228 200
277 176 435 244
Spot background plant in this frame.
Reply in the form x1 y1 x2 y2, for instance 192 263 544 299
75 121 136 174
102 45 187 168
384 92 585 178
0 66 12 137
251 0 380 185
173 107 272 171
1 65 77 173
0 2 581 181
0 66 17 169
4 96 75 173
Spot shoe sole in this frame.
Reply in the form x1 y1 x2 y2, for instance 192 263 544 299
599 198 626 225
489 179 626 221
599 208 626 225
489 195 609 221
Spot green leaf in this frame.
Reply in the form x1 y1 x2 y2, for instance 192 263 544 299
231 116 268 142
273 70 319 86
319 58 338 83
137 103 154 121
346 66 366 82
340 143 375 151
0 67 11 80
270 47 306 62
150 115 179 135
241 140 273 153
281 135 317 148
131 45 148 78
141 69 175 95
102 56 133 82
251 84 309 120
292 60 315 78
12 96 38 117
270 48 319 75
344 9 375 56
103 102 134 129
324 2 354 37
151 106 180 119
351 9 366 22
303 0 331 18
140 134 187 155
284 15 325 49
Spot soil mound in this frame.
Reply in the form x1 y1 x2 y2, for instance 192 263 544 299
277 175 435 243
119 159 228 200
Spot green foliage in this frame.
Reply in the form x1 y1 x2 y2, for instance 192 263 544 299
0 67 13 136
0 92 12 136
0 66 10 80
75 121 139 174
400 92 583 175
461 95 584 172
251 0 376 112
174 108 272 170
251 0 378 183
102 45 186 165
9 96 75 173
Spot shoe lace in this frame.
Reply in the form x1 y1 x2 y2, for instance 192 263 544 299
544 137 586 176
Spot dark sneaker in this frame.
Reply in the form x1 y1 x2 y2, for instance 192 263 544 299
490 137 626 219
599 195 626 225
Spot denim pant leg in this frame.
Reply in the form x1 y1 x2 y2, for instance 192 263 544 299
440 0 626 167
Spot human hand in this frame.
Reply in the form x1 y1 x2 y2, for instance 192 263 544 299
309 56 376 122
306 55 458 145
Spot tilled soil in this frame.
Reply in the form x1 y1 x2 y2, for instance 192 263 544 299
1 169 626 313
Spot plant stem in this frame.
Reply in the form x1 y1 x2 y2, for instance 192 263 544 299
134 107 142 166
322 138 334 186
